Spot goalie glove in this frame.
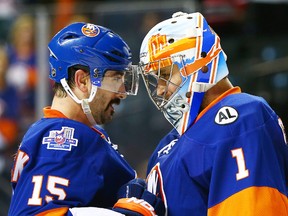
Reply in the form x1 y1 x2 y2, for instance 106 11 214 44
112 178 165 216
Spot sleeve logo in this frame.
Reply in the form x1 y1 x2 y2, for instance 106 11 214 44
215 106 238 125
42 127 78 151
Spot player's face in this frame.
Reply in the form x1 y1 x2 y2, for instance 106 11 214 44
156 65 182 100
90 70 127 125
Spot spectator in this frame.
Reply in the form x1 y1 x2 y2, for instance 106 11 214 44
6 14 37 130
0 46 20 174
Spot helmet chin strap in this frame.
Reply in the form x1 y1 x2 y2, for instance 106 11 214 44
60 78 97 126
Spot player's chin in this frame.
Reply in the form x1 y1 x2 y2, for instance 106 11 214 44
104 111 115 124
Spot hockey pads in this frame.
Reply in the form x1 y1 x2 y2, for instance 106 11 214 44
113 178 165 216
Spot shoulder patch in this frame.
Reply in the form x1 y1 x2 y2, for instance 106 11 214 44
42 127 78 151
215 106 238 125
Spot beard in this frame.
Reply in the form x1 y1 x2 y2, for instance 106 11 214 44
93 96 121 125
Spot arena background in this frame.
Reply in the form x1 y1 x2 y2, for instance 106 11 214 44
0 0 287 215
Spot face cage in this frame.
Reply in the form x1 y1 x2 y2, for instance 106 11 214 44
98 65 139 96
139 56 187 110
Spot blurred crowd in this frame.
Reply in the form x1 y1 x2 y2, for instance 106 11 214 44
0 14 37 176
0 12 39 214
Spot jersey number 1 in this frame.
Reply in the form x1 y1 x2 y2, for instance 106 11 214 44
231 148 249 180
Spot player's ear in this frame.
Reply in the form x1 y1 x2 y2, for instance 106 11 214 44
74 69 90 92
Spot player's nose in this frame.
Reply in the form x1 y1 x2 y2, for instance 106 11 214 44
157 85 166 96
116 92 127 100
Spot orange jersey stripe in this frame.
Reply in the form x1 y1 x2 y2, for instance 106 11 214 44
43 107 68 118
35 207 69 216
208 186 288 216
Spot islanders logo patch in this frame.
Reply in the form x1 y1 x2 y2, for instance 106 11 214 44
42 127 78 151
81 23 99 37
147 163 167 210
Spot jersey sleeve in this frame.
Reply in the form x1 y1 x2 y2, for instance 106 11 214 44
9 146 105 215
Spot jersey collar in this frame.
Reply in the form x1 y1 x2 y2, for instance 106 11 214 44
43 106 68 118
195 86 241 123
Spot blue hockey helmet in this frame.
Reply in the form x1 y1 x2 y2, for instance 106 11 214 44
139 12 229 135
48 22 138 95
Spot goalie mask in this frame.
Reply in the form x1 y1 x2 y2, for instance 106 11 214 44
139 12 229 135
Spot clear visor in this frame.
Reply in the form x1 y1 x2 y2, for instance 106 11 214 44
139 56 187 109
99 65 139 95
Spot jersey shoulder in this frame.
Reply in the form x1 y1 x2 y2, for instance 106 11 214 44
20 118 105 157
191 93 279 139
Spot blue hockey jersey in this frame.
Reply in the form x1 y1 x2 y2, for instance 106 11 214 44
146 87 288 216
9 107 136 215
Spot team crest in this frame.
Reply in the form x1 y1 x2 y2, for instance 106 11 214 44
81 23 99 37
42 127 78 151
147 163 167 210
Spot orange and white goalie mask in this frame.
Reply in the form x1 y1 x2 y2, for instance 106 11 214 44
139 12 229 135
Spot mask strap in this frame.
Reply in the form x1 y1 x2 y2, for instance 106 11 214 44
192 82 215 93
60 78 81 104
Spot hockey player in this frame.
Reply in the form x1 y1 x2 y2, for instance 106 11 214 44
8 22 164 216
138 12 288 215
